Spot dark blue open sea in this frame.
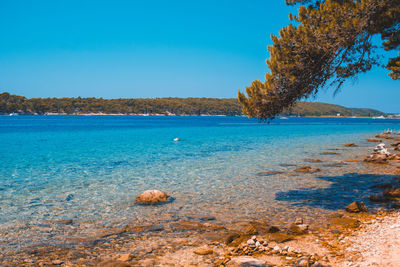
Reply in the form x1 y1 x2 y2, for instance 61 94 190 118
1 115 400 249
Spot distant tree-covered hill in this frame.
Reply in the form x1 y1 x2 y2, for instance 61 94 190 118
0 92 386 117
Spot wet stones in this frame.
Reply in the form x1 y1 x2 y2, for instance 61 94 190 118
294 166 321 173
134 190 170 204
345 201 368 213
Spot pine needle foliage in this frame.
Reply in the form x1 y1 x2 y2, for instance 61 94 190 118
238 0 399 121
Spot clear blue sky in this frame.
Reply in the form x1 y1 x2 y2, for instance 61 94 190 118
0 0 398 112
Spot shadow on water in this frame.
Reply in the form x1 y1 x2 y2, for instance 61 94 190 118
275 173 399 210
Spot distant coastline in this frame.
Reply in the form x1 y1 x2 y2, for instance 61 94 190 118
1 92 389 117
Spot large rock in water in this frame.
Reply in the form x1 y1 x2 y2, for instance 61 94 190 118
135 190 169 204
345 201 368 213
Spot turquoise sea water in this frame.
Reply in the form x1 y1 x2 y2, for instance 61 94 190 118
1 115 400 249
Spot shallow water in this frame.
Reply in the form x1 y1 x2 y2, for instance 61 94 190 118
1 115 400 250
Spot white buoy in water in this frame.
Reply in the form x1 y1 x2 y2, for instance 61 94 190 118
173 138 179 141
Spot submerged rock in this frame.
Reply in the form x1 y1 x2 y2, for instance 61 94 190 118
344 143 357 147
328 213 360 229
345 201 368 213
368 138 382 142
383 188 400 198
99 260 131 267
226 256 269 267
118 253 132 262
135 190 170 204
294 166 321 173
193 246 213 255
287 223 308 235
320 152 339 155
256 171 284 176
364 154 389 164
304 158 322 163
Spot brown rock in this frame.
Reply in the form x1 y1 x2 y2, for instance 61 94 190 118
369 194 389 202
391 142 400 147
364 154 388 164
368 138 382 142
193 246 213 255
287 224 308 235
267 232 295 243
98 260 131 267
134 190 169 204
267 225 280 233
118 254 132 262
172 220 225 231
241 224 258 235
320 151 339 155
294 166 321 173
383 188 400 198
328 213 360 229
345 201 368 213
304 158 322 163
344 143 357 147
225 233 241 244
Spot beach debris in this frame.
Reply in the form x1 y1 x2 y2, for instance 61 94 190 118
294 166 321 173
134 190 170 204
345 201 368 213
173 137 179 141
345 143 357 147
193 245 214 255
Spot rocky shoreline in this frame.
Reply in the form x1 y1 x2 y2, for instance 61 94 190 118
1 131 400 266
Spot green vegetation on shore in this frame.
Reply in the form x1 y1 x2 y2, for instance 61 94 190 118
0 92 386 117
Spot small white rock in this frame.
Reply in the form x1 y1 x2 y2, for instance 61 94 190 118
247 239 255 245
